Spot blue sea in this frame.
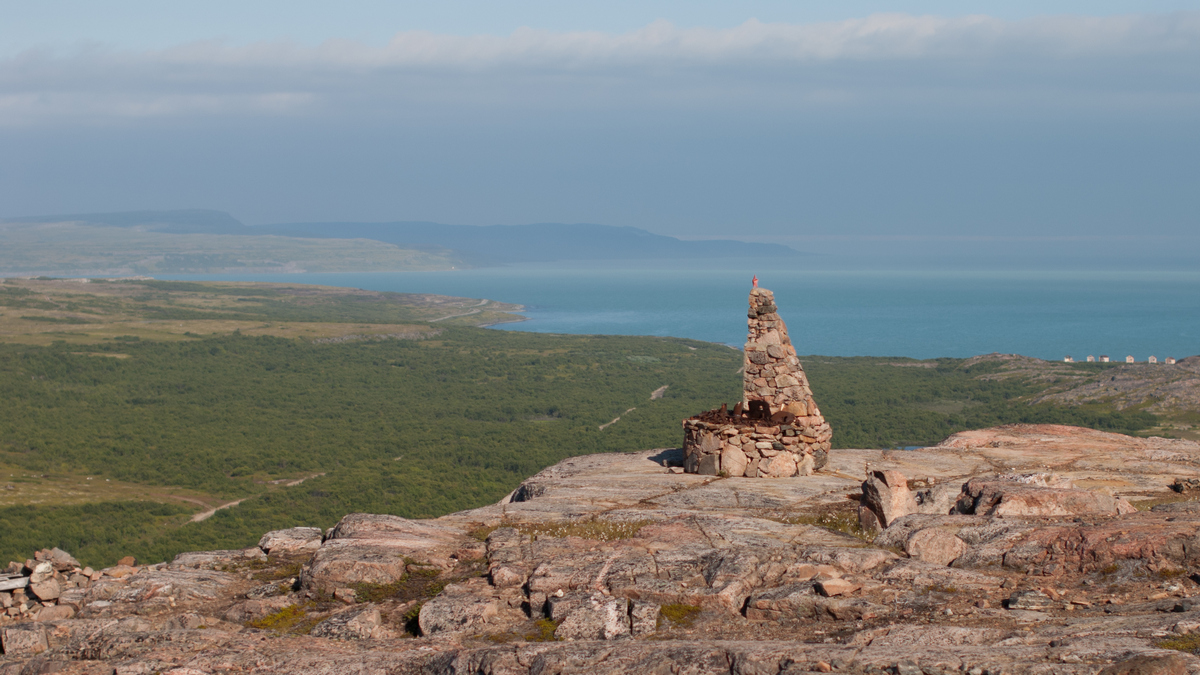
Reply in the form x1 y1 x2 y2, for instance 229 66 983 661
160 262 1200 361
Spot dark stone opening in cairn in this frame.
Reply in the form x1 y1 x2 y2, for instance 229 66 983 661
682 286 833 477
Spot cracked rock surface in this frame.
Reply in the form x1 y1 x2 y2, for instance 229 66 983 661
4 424 1200 674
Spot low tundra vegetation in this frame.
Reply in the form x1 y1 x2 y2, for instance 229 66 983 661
249 557 304 582
777 508 874 543
354 566 447 604
529 618 561 641
1157 633 1200 654
516 520 652 542
246 602 320 634
472 519 652 543
658 604 702 627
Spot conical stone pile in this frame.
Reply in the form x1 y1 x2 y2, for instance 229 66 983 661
744 287 830 434
681 285 832 478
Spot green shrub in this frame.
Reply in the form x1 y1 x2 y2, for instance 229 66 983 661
247 603 311 632
1158 634 1200 653
515 520 651 542
778 510 873 543
527 618 561 641
659 604 702 627
354 566 443 604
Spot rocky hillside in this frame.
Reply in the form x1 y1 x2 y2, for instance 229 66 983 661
1033 356 1200 415
4 425 1200 674
969 353 1200 418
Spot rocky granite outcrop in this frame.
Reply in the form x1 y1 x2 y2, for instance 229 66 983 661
258 527 324 556
5 424 1200 673
953 475 1138 517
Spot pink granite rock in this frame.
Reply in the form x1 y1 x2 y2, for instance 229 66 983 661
903 527 968 566
861 469 916 528
954 476 1137 517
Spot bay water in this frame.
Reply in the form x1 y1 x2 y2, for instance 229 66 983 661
161 262 1199 361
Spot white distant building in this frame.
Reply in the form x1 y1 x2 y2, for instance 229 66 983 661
1064 355 1074 363
1149 355 1158 364
1126 355 1135 363
1166 357 1177 365
1100 355 1110 363
1086 355 1095 362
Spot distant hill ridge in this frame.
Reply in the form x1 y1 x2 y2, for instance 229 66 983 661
3 209 799 265
4 209 248 235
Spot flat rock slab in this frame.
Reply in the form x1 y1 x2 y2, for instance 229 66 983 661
449 424 1200 534
647 474 855 512
84 568 243 607
305 514 479 591
933 424 1200 491
171 548 266 568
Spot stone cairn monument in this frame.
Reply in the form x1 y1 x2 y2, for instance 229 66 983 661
682 283 833 477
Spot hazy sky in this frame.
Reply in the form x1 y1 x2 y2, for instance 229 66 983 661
3 1 1198 250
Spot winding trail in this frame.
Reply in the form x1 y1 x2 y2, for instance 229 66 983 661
190 498 249 523
599 385 670 430
188 472 327 523
598 408 636 431
430 299 489 322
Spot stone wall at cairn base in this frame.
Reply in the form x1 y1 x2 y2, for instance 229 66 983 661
683 417 830 477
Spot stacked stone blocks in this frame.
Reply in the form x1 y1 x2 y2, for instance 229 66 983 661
683 287 832 478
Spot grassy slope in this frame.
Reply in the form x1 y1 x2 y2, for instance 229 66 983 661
0 278 523 345
0 330 741 565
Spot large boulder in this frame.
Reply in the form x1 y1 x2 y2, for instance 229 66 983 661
311 607 389 640
860 470 916 529
29 577 62 601
417 580 498 635
258 527 324 556
903 528 968 566
1 624 48 656
36 547 80 572
28 561 54 584
554 592 632 641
